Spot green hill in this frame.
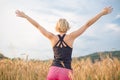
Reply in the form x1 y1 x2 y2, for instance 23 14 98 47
78 50 120 62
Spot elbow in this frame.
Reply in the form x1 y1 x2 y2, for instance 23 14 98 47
36 25 39 28
35 24 40 29
85 22 91 28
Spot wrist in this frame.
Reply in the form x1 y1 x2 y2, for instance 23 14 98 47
24 14 28 19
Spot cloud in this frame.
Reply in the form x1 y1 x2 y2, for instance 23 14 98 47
116 14 120 19
105 23 120 32
0 0 120 60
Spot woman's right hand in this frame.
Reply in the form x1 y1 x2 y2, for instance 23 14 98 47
15 10 27 18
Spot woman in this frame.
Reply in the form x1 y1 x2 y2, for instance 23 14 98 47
15 6 112 80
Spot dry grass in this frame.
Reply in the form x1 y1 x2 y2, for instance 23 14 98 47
0 57 120 80
72 57 120 80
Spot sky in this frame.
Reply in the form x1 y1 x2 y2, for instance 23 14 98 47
0 0 120 60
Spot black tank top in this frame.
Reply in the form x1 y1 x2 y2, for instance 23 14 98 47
51 34 73 69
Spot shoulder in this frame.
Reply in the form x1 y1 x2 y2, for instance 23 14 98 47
64 34 75 43
65 33 75 40
50 34 59 47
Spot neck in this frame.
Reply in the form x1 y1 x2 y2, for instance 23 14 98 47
59 33 66 36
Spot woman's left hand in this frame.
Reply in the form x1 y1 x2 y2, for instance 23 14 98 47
101 6 113 15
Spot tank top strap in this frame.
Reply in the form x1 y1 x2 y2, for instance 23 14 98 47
58 34 66 41
54 34 67 48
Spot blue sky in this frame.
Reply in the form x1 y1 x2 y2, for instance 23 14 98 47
0 0 120 60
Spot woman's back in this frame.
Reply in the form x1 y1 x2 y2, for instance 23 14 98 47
52 34 73 69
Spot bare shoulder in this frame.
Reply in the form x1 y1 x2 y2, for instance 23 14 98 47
65 33 75 41
50 34 59 47
64 34 74 48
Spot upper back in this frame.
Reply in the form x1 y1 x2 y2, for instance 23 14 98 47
51 34 74 48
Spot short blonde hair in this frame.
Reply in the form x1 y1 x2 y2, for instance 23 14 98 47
56 18 70 33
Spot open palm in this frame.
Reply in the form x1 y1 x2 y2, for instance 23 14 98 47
15 10 26 18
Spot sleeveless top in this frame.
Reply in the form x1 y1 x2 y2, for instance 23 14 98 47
51 34 73 70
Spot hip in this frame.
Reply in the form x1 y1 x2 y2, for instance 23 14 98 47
47 66 73 80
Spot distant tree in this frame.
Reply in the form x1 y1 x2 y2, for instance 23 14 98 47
0 53 4 58
0 53 8 59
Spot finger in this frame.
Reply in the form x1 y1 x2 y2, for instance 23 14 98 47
15 10 20 14
109 7 113 13
109 6 113 10
109 6 112 8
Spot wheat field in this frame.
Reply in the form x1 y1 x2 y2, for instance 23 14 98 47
0 57 120 80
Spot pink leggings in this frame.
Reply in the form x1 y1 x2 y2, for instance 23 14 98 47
47 66 72 80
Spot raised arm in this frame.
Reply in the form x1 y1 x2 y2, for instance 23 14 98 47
15 10 55 40
70 6 113 39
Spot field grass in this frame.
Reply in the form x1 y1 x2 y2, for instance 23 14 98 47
0 57 120 80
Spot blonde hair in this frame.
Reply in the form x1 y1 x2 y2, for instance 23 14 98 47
56 18 70 33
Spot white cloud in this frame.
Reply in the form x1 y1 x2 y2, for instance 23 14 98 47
105 23 120 32
116 14 120 19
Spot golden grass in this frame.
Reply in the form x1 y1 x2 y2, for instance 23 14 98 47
0 57 120 80
72 57 120 80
